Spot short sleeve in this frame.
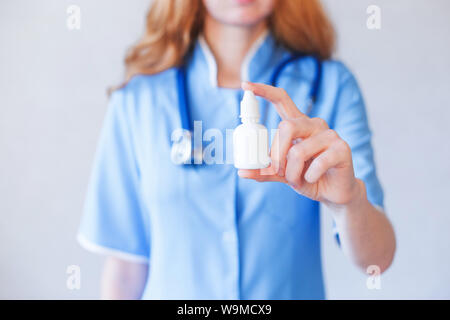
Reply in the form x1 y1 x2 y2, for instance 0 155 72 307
77 89 150 263
331 63 384 210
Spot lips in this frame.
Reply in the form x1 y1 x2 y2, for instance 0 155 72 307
233 0 256 6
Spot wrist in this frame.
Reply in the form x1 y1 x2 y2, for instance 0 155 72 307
346 178 367 210
330 179 369 218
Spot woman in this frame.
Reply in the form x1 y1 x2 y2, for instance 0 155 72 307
78 0 396 299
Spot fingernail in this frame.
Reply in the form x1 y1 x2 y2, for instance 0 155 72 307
278 168 285 177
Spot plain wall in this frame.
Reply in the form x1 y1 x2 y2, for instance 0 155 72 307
0 0 449 299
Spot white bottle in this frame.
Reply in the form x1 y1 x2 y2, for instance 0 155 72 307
233 90 270 169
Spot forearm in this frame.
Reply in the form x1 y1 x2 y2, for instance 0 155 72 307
101 257 148 299
330 179 396 273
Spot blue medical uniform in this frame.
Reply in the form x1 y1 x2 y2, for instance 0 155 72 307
78 32 384 299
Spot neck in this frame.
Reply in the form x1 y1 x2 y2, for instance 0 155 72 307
203 15 267 88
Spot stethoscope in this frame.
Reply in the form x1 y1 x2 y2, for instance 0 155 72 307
171 53 322 165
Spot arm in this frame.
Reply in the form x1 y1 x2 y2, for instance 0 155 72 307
238 82 396 273
329 179 395 273
101 257 148 300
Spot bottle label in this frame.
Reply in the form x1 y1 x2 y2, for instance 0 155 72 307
233 126 269 169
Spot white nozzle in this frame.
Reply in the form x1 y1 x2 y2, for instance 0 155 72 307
240 90 260 119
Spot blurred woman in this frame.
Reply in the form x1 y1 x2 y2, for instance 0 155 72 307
78 0 395 299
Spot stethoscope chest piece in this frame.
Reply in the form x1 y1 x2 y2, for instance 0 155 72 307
171 129 203 165
171 130 192 165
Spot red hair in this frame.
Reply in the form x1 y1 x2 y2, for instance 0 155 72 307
123 0 335 83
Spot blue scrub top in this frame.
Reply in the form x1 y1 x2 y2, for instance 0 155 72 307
78 31 384 299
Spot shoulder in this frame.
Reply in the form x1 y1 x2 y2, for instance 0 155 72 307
305 59 365 124
114 68 177 99
321 59 358 87
320 59 363 107
287 55 357 89
108 68 177 114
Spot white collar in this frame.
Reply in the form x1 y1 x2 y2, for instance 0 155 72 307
198 30 270 88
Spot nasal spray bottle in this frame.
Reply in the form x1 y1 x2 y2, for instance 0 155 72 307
233 91 270 169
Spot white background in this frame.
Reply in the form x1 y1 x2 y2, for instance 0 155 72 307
0 0 449 299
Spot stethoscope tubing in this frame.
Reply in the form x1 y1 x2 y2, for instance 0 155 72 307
178 54 322 132
173 53 322 165
176 64 191 135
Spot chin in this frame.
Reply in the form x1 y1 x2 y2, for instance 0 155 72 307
218 9 270 27
204 0 274 27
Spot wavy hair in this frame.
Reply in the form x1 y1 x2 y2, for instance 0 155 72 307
123 0 335 84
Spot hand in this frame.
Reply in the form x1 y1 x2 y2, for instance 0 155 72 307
238 82 363 208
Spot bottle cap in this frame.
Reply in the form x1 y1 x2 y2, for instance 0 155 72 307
240 90 260 119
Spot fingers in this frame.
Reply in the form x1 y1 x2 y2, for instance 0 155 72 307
242 81 304 120
238 129 347 186
237 168 286 183
284 129 340 187
239 81 348 187
304 140 351 183
271 118 329 176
